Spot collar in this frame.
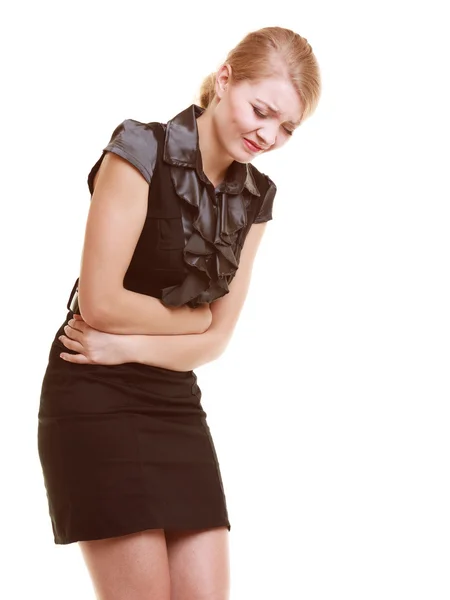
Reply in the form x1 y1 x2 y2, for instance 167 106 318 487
163 104 261 197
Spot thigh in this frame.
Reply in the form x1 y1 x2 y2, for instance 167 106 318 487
78 528 171 600
165 526 230 600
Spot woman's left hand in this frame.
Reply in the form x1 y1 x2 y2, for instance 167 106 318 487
58 314 128 365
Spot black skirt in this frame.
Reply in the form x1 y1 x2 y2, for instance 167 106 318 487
37 319 230 545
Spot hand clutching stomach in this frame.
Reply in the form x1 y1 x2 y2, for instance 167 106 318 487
58 302 213 368
58 314 129 365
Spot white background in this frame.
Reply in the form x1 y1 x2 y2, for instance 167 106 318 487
1 0 449 598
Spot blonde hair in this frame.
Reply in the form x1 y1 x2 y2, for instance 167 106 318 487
198 26 321 124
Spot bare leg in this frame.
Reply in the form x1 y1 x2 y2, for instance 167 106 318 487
78 528 171 600
165 527 230 600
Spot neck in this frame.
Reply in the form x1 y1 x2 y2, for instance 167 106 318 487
196 104 233 188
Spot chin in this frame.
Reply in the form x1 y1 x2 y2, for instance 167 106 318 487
230 141 255 164
234 154 253 165
221 137 256 164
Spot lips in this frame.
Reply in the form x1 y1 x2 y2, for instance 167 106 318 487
243 138 263 152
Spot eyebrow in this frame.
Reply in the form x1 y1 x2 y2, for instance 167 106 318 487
255 97 301 127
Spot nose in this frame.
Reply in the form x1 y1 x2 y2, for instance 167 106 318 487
256 123 278 148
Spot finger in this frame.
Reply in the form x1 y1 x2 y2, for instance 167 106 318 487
72 313 84 320
64 323 84 338
58 335 84 353
60 351 92 365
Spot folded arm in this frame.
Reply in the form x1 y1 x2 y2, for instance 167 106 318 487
78 152 210 335
121 221 269 371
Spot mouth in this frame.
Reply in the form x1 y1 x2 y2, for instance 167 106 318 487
243 138 263 153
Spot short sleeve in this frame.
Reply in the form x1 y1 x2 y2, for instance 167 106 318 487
253 176 277 223
87 119 160 195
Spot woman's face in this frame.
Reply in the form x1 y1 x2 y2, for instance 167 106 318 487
212 65 303 163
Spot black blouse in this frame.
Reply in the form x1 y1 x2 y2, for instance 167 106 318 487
69 104 277 311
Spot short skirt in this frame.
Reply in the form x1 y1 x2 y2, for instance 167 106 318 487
37 321 230 545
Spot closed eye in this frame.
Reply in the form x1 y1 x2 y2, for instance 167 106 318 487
253 106 267 119
252 105 294 137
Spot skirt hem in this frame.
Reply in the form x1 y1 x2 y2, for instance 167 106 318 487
53 519 232 545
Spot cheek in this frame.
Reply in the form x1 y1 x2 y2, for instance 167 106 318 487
237 108 258 134
237 114 255 134
227 97 254 134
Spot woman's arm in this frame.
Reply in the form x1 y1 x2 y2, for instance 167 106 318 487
121 329 219 372
119 222 268 370
78 152 210 335
83 288 212 336
60 223 267 368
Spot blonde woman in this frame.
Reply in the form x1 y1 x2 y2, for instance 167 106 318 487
38 26 321 600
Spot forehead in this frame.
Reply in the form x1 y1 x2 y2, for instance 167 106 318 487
240 76 303 125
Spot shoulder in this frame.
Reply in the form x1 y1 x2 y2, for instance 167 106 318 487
108 118 163 141
247 163 277 224
87 119 164 194
103 118 164 182
247 162 277 197
105 119 165 172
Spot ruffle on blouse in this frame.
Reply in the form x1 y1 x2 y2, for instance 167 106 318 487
158 104 268 309
161 169 248 307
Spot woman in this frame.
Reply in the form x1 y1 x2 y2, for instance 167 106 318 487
38 26 321 599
